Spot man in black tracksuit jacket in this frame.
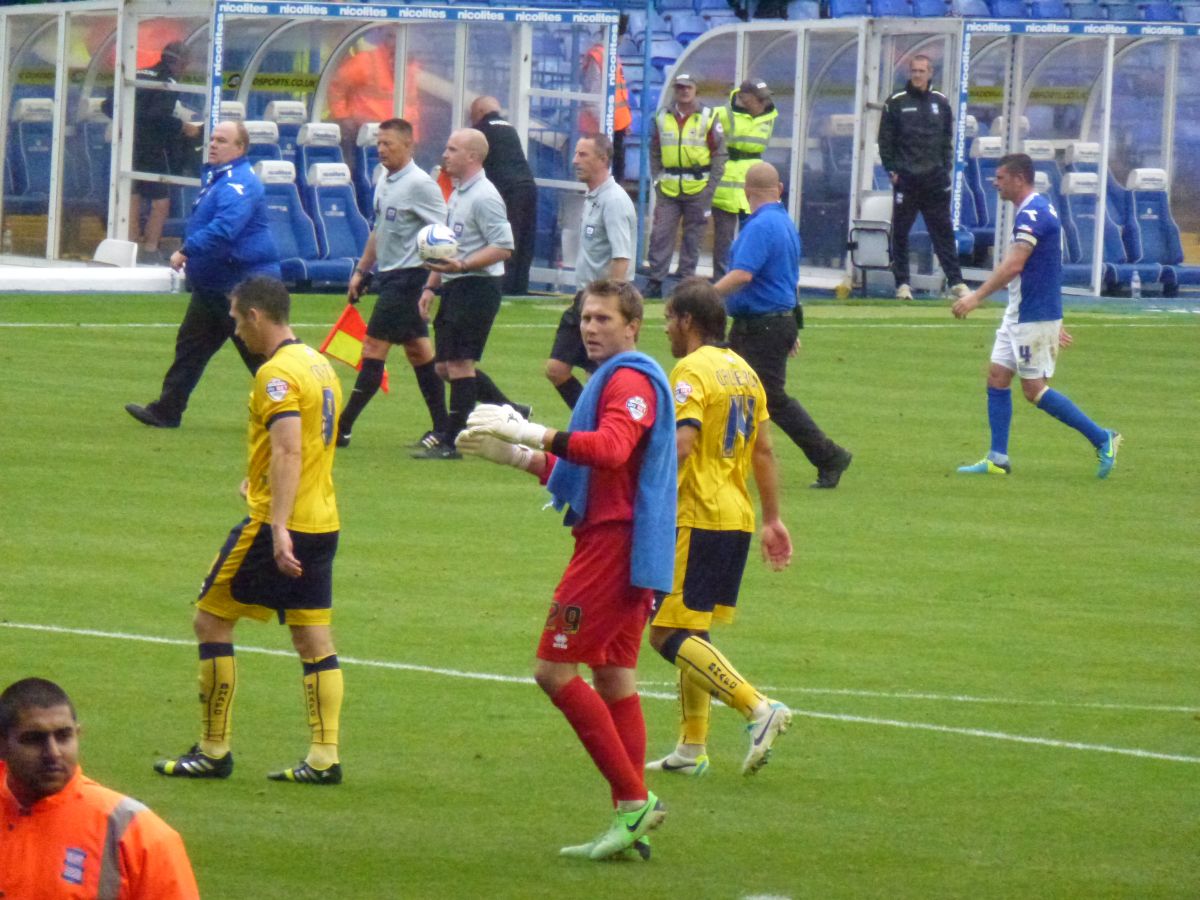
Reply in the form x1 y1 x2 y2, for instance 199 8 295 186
877 55 966 300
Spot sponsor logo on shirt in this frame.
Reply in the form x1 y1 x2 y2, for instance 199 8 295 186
553 633 569 650
585 225 596 237
63 848 86 885
266 378 290 401
673 381 693 405
626 396 648 421
386 207 397 220
453 222 464 237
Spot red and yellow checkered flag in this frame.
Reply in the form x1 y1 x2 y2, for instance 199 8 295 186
319 304 389 393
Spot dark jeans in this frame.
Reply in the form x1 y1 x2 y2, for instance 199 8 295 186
151 288 263 423
891 169 962 286
500 180 538 296
728 312 843 470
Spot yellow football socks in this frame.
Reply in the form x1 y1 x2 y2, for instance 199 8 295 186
198 643 236 759
302 656 343 768
677 669 712 746
673 635 764 719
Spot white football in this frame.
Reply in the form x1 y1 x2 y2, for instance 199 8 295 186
417 223 459 261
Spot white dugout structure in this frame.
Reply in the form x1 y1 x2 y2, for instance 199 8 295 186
2 1 1200 296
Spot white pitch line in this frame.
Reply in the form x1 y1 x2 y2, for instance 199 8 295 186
3 622 1197 765
0 321 1191 330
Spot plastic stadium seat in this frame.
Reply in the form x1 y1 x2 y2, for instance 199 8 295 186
667 12 709 45
255 160 322 289
303 162 370 287
1022 139 1062 204
265 100 308 165
1125 167 1200 292
829 0 870 14
1067 0 1105 16
913 0 950 15
872 0 914 13
988 0 1029 15
1063 141 1135 255
1139 0 1181 18
951 0 992 14
353 123 380 221
1029 0 1071 15
294 123 344 197
1058 172 1121 289
657 0 696 10
1183 4 1200 22
703 9 742 25
243 120 282 166
649 37 685 71
5 98 53 214
787 0 822 16
1102 1 1139 17
218 101 245 123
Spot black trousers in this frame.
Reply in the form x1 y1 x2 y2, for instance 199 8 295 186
729 312 843 470
151 288 263 423
890 170 962 286
500 180 538 296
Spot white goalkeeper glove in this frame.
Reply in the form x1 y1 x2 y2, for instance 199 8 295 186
465 403 547 448
455 429 535 470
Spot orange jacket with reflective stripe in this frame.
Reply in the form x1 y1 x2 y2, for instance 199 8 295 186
580 44 631 133
0 763 199 900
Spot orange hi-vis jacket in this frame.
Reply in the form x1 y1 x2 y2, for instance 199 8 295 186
580 43 631 134
0 763 199 899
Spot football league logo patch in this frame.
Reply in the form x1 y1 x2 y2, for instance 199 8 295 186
265 378 290 402
674 381 693 405
625 396 648 420
386 207 397 220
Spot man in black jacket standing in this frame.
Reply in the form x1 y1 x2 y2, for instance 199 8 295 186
877 55 967 301
470 96 538 296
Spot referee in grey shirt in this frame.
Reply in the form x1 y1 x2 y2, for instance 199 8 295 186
338 118 449 450
418 128 522 459
544 134 637 410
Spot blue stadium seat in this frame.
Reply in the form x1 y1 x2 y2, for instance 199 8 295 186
1022 139 1062 206
303 162 370 287
703 9 742 26
649 37 685 71
913 0 950 15
254 160 321 289
1183 4 1200 22
264 100 308 165
872 0 914 13
1067 0 1105 16
1058 172 1121 289
1124 167 1200 293
829 0 870 14
243 120 282 166
968 136 1005 254
668 12 709 45
1102 1 1139 17
657 0 696 10
294 123 344 198
5 98 53 214
1062 140 1136 258
353 123 380 222
83 115 112 205
988 0 1029 15
787 0 822 16
1139 0 1181 18
951 0 993 13
1029 0 1071 15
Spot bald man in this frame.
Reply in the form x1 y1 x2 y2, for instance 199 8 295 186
470 96 538 295
712 163 852 489
417 128 523 458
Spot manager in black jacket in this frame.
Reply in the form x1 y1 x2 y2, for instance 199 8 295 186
470 96 537 295
877 55 967 301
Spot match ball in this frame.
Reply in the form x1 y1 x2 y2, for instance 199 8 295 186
417 223 459 261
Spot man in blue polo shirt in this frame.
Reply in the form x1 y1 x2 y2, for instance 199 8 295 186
951 153 1120 478
713 162 852 489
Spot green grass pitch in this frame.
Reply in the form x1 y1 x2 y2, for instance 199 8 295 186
1 291 1197 899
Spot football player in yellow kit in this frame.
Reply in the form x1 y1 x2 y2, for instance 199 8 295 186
155 276 346 786
647 277 794 777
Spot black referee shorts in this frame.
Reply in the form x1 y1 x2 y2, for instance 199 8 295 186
434 276 502 362
366 267 428 345
548 290 598 373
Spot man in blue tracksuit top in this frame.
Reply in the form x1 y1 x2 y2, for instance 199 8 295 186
125 120 281 429
713 162 853 489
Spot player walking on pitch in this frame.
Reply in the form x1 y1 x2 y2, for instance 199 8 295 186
952 153 1121 478
154 277 346 785
456 280 677 860
647 278 794 778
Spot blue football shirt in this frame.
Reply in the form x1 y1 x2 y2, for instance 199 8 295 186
1005 191 1063 325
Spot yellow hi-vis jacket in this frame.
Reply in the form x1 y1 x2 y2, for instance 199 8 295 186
712 90 778 213
656 106 717 197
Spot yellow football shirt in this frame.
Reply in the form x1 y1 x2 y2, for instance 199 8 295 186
245 341 342 533
670 344 769 533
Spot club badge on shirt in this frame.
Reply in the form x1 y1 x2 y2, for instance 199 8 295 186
266 378 290 402
673 381 693 405
626 396 648 421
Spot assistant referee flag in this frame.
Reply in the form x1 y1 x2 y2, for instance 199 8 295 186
319 304 389 393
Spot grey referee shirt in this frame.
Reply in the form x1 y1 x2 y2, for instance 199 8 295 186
443 169 515 282
575 175 636 288
373 160 447 272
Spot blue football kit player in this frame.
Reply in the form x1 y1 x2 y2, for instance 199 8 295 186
952 153 1120 478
